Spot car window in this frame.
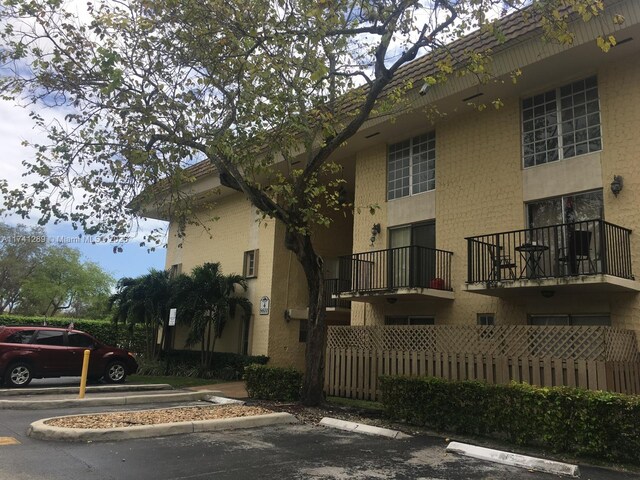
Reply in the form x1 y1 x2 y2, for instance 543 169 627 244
33 330 65 346
5 330 36 344
67 332 94 348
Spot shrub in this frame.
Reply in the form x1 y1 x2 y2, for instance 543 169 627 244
0 314 144 352
380 376 640 464
159 350 269 380
244 364 302 402
136 358 201 377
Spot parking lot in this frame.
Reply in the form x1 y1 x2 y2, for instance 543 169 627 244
0 382 638 480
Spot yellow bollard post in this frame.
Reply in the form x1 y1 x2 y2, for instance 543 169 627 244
79 349 90 399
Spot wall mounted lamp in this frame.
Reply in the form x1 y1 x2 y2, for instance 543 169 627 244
541 290 555 298
370 223 381 246
611 175 623 197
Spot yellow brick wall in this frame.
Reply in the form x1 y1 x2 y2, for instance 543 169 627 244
165 185 354 369
264 221 306 370
349 54 640 332
163 55 640 363
164 193 276 356
265 204 354 370
599 56 640 332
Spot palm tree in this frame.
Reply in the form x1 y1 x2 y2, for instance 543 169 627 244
109 269 174 359
174 263 251 370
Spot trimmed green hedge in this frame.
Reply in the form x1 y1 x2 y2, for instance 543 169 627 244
156 350 269 380
244 364 302 401
380 376 640 464
0 314 144 352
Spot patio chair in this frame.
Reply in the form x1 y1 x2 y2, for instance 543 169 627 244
488 245 516 281
558 229 595 275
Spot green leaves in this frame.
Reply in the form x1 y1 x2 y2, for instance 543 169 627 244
244 364 303 401
596 34 617 52
381 376 640 463
170 262 251 369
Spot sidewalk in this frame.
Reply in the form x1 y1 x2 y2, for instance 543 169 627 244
0 384 221 409
189 381 248 399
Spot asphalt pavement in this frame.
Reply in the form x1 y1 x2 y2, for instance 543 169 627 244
0 380 638 480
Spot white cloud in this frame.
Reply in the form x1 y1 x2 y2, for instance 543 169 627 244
0 100 40 190
0 98 168 278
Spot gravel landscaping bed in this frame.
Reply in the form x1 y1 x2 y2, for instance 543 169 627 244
45 405 272 429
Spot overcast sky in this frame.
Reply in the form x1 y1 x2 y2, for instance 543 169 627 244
0 98 167 281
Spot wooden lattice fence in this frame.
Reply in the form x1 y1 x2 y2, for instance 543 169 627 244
325 325 640 401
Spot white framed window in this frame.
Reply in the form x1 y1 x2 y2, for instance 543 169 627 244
522 76 601 168
243 250 259 278
387 132 435 200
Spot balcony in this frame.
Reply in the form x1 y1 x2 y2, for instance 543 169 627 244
465 219 639 296
336 246 454 302
324 279 351 310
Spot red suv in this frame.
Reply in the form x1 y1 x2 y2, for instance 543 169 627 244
0 326 138 387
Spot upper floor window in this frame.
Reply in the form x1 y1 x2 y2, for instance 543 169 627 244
527 189 603 228
522 76 601 168
169 263 182 279
243 250 258 278
387 132 435 200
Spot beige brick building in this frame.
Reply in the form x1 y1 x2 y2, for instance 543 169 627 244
161 0 640 370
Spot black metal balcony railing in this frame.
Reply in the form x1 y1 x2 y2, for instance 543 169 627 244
337 246 454 293
324 278 351 309
466 219 633 284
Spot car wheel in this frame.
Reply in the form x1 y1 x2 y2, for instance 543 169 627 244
5 362 33 387
104 361 127 384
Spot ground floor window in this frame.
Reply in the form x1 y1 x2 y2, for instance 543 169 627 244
298 320 308 343
241 316 251 354
528 314 610 326
477 313 495 326
385 316 435 326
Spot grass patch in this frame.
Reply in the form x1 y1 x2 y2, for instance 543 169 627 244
327 396 384 412
128 375 221 389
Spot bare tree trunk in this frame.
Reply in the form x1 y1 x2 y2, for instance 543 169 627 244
209 320 217 371
286 231 327 406
205 319 213 369
200 334 206 368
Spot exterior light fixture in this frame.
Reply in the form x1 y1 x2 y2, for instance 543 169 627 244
370 223 381 246
541 290 555 298
611 175 623 196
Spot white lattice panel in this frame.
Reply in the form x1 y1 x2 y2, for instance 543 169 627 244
326 325 640 361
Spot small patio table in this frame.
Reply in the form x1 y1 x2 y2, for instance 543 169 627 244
515 242 549 278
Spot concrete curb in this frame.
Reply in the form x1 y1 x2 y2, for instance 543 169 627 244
319 417 411 439
28 412 298 442
0 390 222 410
204 396 245 405
0 384 173 396
446 441 580 478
